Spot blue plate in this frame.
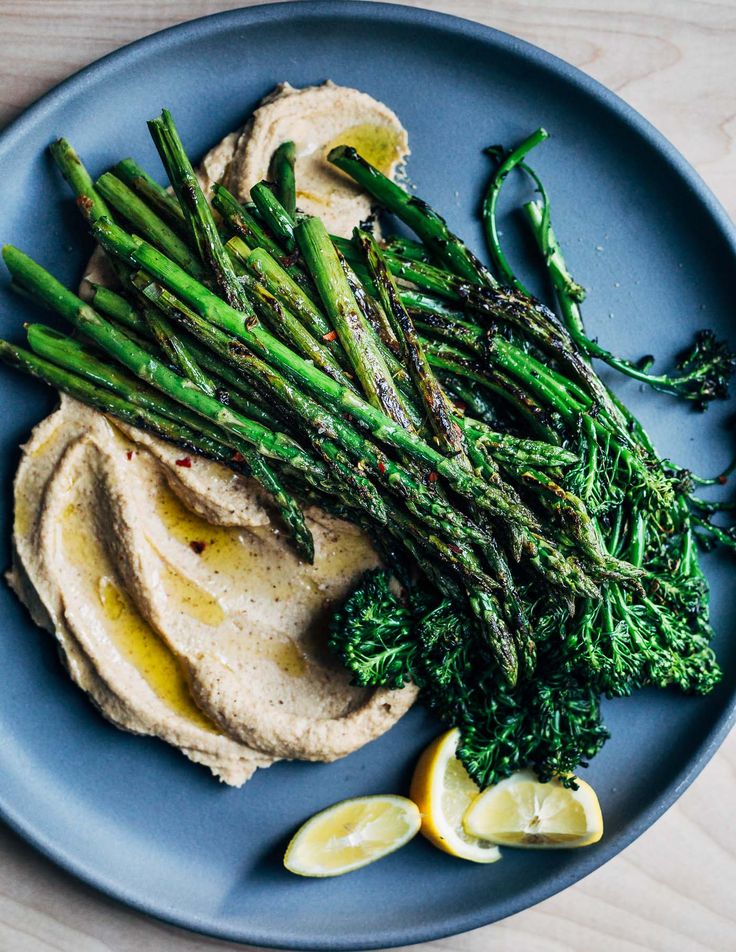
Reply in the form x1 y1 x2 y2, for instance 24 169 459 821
0 2 734 949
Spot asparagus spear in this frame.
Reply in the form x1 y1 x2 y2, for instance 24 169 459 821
383 236 431 262
26 323 270 443
383 252 466 300
355 229 467 460
172 341 286 430
461 418 578 469
251 181 295 252
212 183 287 260
140 305 216 395
245 244 415 420
413 312 486 355
401 288 466 323
305 435 388 524
333 234 458 301
296 216 415 428
0 337 233 461
113 265 221 398
233 270 355 389
270 140 297 218
49 138 111 223
327 145 494 286
95 172 204 277
333 250 423 417
48 139 135 292
244 246 336 344
337 250 402 356
218 194 319 299
87 287 285 430
89 282 148 334
147 109 251 312
430 349 564 440
113 157 186 230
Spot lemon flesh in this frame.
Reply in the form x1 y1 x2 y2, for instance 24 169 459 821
463 769 603 848
284 795 421 877
410 728 501 863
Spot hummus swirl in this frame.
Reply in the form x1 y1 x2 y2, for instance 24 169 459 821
227 81 409 235
10 399 417 784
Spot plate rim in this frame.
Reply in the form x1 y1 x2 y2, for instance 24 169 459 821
0 2 734 949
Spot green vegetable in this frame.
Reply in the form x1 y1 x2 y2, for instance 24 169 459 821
49 138 111 223
524 198 736 408
328 144 494 286
147 109 250 311
95 172 203 277
270 140 297 218
251 181 296 252
113 157 186 230
329 572 610 787
1 110 728 786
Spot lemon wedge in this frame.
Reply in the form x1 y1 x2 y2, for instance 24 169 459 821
463 769 603 848
410 728 501 863
283 795 420 877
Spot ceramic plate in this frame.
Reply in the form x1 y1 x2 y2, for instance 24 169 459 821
0 2 734 948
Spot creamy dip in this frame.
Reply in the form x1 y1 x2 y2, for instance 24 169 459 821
10 399 416 783
226 82 409 235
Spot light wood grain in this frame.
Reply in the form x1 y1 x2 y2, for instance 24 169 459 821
0 2 734 951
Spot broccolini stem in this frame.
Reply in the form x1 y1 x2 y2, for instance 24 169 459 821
482 128 549 294
525 198 735 408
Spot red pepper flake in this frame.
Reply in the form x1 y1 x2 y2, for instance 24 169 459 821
452 400 466 414
448 543 461 554
125 450 134 461
231 450 246 463
175 456 192 468
377 460 386 474
190 540 207 555
428 471 439 483
718 475 728 485
322 330 338 342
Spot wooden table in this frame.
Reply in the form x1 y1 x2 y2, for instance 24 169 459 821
0 2 734 950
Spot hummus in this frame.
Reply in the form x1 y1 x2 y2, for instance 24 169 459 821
10 84 417 785
227 82 409 235
10 399 416 783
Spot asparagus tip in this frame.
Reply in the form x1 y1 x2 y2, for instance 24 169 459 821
2 244 22 270
326 144 355 163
